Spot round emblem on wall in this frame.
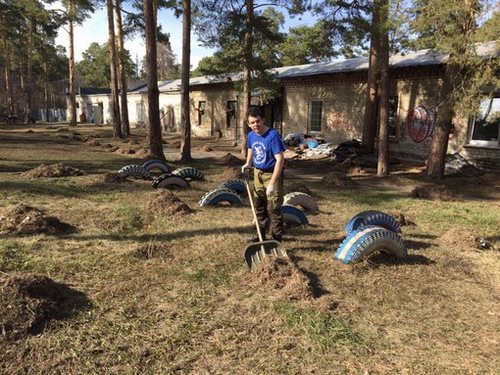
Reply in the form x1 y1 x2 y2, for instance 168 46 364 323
406 107 436 143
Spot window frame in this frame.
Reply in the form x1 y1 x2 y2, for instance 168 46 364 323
467 96 500 148
197 100 206 126
308 99 323 133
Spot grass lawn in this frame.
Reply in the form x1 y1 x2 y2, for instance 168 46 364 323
0 123 499 374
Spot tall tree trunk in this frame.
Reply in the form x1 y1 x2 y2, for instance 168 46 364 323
425 62 460 178
115 0 130 136
107 0 122 138
68 1 77 127
180 0 192 162
144 0 165 160
25 17 34 124
1 25 14 119
361 2 381 153
425 0 478 179
44 62 49 122
376 0 390 176
241 0 254 156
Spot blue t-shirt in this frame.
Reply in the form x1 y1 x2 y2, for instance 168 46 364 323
247 128 286 170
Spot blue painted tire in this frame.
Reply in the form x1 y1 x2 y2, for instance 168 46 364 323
118 164 151 179
142 159 171 173
199 188 242 207
335 225 406 264
281 204 309 225
172 167 204 181
344 210 400 234
217 179 246 194
152 173 190 189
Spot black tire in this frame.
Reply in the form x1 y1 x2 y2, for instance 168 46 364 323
152 173 190 189
344 210 400 234
335 225 406 264
142 159 171 173
118 164 151 179
172 167 204 181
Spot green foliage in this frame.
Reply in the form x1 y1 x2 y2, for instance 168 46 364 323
409 0 499 115
77 42 136 87
278 20 335 65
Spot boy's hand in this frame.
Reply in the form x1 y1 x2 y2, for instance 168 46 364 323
266 183 275 197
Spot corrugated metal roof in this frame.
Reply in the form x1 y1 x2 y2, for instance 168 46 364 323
79 42 498 95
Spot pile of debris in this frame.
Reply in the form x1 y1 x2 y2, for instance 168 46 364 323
444 153 484 177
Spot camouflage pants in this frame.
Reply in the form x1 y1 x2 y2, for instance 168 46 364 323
252 169 284 239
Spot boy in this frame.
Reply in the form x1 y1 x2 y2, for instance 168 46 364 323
242 106 286 242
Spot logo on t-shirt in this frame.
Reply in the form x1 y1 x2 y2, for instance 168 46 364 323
252 141 266 165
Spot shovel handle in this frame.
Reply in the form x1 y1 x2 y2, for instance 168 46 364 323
243 171 265 242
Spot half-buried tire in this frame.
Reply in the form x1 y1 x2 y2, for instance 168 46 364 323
199 188 242 207
152 173 190 189
335 225 406 264
172 167 204 181
142 159 171 174
283 192 318 213
217 179 246 194
281 204 309 225
344 210 400 234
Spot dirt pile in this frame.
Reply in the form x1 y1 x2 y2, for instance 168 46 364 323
0 274 90 340
0 204 77 235
102 173 127 184
322 172 355 187
20 163 85 178
439 226 496 251
213 167 242 182
146 190 194 217
217 153 242 166
249 257 315 302
385 209 415 227
411 186 453 201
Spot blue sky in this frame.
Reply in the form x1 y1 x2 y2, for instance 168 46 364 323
53 3 317 70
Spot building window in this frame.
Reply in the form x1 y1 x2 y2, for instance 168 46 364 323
226 100 237 128
197 101 206 126
308 100 322 132
468 96 499 147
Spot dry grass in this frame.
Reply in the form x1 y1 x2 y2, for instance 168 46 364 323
0 124 499 374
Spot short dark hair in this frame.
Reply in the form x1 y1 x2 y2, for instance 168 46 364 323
246 106 264 119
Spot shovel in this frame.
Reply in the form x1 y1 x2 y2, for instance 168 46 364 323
243 171 287 270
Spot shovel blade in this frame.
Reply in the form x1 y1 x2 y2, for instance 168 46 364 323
244 240 287 270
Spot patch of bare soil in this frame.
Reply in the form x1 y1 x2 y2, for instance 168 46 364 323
0 204 77 235
411 185 454 201
133 243 173 260
146 190 194 217
217 153 243 166
0 274 90 340
85 139 100 147
20 163 85 179
134 149 149 157
248 257 314 302
102 172 127 184
322 172 356 187
439 226 496 251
